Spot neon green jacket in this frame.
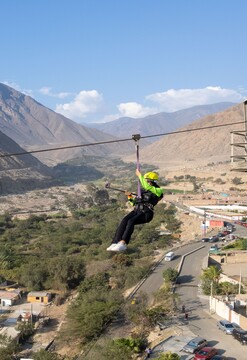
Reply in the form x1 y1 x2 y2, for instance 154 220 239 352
128 174 164 206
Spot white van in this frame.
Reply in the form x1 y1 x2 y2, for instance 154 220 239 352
164 251 175 261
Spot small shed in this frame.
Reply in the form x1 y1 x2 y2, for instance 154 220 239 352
0 290 20 306
27 291 52 304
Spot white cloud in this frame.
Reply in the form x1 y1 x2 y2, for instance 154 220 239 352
39 87 70 99
146 86 244 112
55 90 104 120
117 102 155 118
113 86 245 121
4 81 244 123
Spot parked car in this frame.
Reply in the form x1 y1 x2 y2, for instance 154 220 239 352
222 230 230 235
224 234 236 241
201 237 210 242
182 337 208 353
217 320 234 334
231 322 241 329
193 346 217 359
209 236 219 243
232 328 247 345
217 233 225 238
209 244 219 253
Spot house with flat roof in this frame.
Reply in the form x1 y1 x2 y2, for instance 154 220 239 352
27 291 52 304
0 290 20 306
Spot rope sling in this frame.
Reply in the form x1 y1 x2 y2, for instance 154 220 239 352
132 134 141 199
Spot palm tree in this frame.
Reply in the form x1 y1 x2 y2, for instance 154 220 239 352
201 265 222 295
201 265 222 283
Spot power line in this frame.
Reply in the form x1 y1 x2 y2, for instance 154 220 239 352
0 120 245 159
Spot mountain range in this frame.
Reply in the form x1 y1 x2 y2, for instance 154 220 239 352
123 102 245 170
87 102 235 141
0 83 131 166
0 82 244 193
0 130 57 194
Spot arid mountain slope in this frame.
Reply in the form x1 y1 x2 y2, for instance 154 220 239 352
123 103 245 170
0 83 131 165
0 131 56 194
88 102 235 140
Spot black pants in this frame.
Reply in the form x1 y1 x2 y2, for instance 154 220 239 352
112 208 153 245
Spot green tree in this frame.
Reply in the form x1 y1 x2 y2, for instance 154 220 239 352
79 273 110 294
17 260 49 291
112 253 133 267
163 268 179 283
0 212 13 229
0 334 21 360
16 321 35 342
200 265 222 295
163 205 182 233
144 305 170 326
33 349 66 360
239 238 247 250
157 351 180 360
99 339 133 360
219 281 238 296
125 292 149 327
48 255 86 290
153 286 178 314
64 286 122 344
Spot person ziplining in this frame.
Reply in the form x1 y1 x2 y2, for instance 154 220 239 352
106 134 164 252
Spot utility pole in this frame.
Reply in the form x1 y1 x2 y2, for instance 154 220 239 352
239 268 242 294
202 210 207 237
210 282 213 314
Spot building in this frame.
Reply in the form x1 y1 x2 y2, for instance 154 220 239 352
0 290 20 307
27 291 52 304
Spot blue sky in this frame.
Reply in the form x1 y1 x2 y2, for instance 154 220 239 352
1 0 247 124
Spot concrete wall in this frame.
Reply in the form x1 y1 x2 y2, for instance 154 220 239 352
210 297 230 319
210 297 247 330
189 205 246 221
210 252 247 265
0 298 12 306
219 273 239 285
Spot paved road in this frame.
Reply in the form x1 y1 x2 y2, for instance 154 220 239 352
136 241 207 303
175 246 245 360
137 237 246 360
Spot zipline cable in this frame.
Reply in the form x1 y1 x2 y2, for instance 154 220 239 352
0 120 245 159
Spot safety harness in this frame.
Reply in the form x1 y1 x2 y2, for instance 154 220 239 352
132 134 162 213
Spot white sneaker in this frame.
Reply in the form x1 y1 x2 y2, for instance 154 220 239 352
112 242 127 252
107 244 118 251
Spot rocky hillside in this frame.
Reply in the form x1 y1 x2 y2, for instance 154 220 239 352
123 103 246 170
0 131 57 194
0 83 132 166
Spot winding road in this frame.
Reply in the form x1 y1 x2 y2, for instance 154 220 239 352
136 228 246 360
